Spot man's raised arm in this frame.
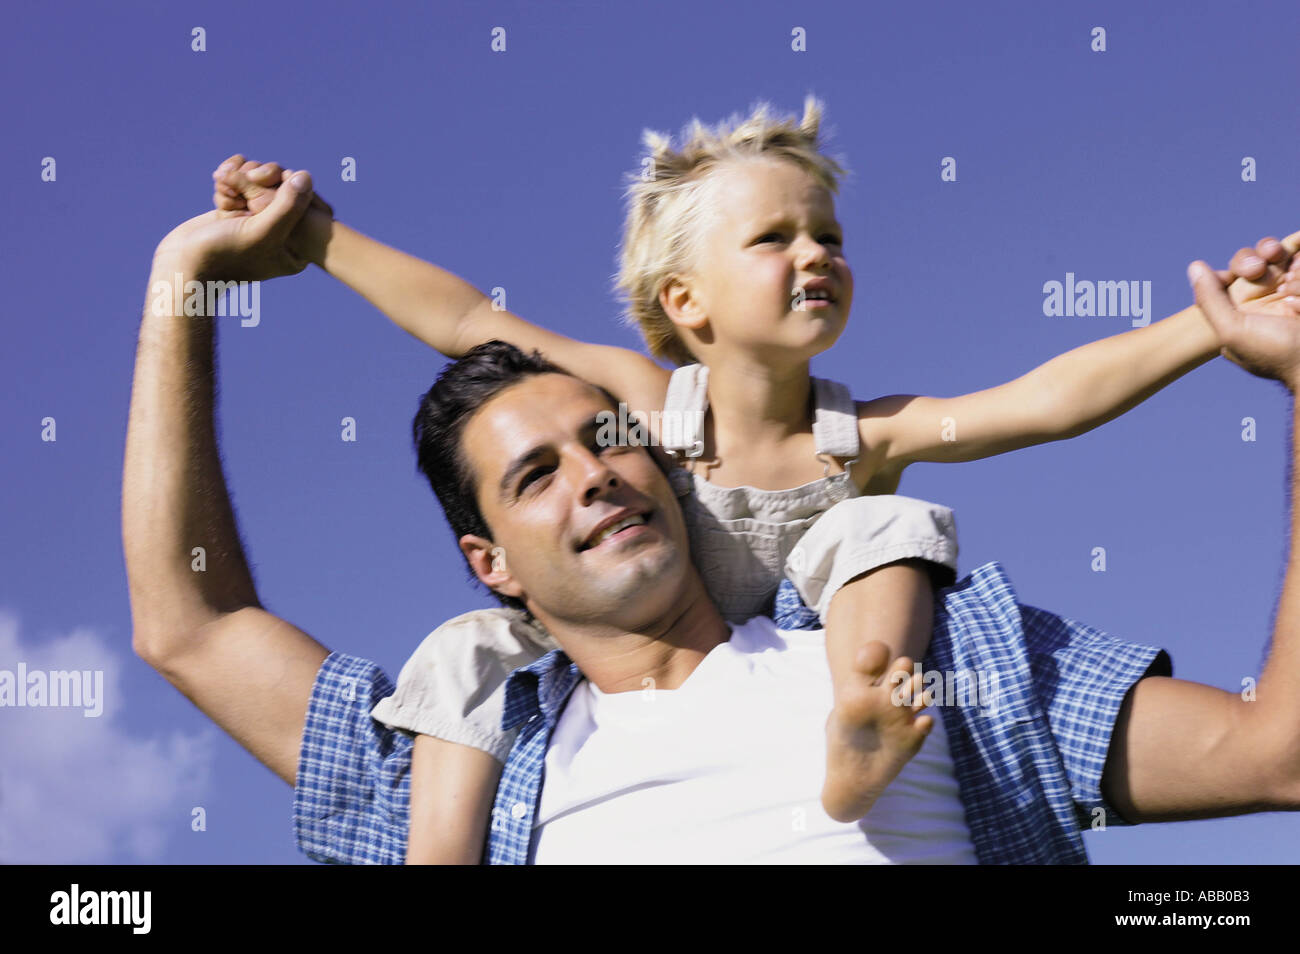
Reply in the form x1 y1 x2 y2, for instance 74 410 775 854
123 174 328 785
1100 257 1300 821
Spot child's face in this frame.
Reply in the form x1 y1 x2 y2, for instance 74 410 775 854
677 157 853 364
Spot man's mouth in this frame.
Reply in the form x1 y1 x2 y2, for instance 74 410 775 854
579 512 649 551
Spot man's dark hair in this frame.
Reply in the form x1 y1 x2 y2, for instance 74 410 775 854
412 340 577 612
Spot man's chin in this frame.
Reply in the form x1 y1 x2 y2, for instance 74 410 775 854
574 541 685 611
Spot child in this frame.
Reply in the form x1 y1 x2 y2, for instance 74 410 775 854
213 98 1300 862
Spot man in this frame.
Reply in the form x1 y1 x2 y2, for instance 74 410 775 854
124 172 1300 863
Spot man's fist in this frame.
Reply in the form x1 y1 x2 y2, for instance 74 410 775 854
1190 256 1300 392
155 170 318 283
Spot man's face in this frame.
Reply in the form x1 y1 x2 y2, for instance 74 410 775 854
459 373 693 630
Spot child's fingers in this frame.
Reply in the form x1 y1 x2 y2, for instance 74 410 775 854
249 162 283 182
1254 236 1289 265
1228 245 1272 282
213 189 245 212
212 154 245 179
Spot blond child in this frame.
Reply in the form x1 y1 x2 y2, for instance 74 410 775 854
213 97 1300 863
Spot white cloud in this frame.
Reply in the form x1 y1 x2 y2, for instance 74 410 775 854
0 612 215 863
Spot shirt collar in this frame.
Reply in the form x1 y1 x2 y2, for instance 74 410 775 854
501 647 583 732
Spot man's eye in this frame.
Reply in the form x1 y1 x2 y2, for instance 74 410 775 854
519 466 554 492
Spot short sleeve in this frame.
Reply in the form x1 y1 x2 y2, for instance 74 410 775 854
784 494 960 624
1018 604 1173 830
294 652 412 865
370 608 556 763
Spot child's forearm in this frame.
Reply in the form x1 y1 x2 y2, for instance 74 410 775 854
319 222 489 357
1025 304 1220 440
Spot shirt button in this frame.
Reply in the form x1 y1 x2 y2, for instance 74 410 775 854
510 802 528 820
788 546 806 573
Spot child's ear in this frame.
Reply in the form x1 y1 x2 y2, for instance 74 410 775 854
460 535 525 600
660 276 709 332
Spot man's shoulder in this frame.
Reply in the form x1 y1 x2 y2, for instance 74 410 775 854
313 650 396 703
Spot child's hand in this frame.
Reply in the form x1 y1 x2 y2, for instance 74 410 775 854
1220 232 1300 314
211 155 334 267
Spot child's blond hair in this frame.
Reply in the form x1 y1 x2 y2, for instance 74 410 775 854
614 95 850 366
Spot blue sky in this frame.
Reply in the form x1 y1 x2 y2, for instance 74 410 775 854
2 0 1298 864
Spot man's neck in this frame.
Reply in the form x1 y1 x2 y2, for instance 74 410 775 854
533 576 730 694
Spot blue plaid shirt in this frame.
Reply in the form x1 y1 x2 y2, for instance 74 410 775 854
294 561 1169 865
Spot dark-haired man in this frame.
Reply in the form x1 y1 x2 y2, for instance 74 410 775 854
125 177 1300 863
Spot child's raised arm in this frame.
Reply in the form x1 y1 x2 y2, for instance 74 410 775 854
212 156 670 413
862 233 1300 471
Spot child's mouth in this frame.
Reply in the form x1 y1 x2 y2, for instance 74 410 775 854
795 286 838 309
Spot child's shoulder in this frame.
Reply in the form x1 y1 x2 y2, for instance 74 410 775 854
851 395 921 494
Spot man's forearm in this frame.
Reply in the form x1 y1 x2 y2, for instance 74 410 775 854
1259 395 1300 758
123 253 260 658
319 222 486 357
1100 386 1300 821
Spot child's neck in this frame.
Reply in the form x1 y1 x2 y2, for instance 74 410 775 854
704 356 813 448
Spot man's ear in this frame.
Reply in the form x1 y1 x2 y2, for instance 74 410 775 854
460 534 525 600
659 275 709 333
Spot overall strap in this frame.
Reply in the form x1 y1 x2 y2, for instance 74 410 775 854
811 377 861 461
660 363 709 458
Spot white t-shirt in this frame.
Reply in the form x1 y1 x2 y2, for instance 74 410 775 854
532 617 977 864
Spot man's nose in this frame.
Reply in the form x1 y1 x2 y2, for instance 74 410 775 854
567 446 619 504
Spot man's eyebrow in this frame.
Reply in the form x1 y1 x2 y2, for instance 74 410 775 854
496 414 609 499
498 444 550 500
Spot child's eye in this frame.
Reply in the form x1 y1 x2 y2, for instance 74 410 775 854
821 234 843 246
755 232 785 244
